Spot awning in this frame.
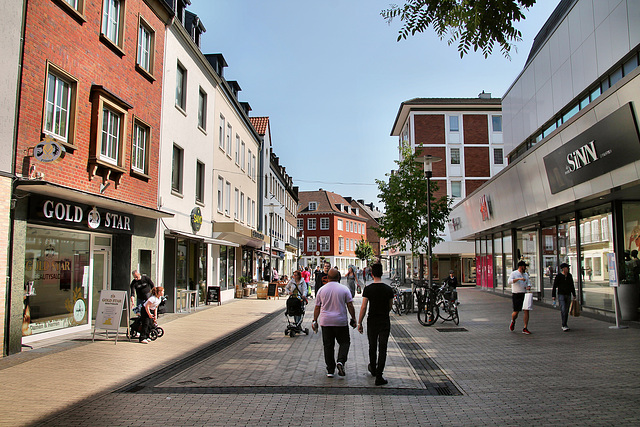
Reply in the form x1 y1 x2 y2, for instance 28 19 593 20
167 229 239 247
15 180 172 219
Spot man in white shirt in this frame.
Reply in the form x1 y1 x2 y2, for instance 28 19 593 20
312 268 357 378
508 261 532 334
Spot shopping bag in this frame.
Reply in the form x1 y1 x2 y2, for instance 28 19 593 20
356 285 362 294
569 299 581 317
522 293 533 311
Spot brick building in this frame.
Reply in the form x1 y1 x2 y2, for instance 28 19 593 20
297 190 367 273
389 94 504 284
8 0 172 352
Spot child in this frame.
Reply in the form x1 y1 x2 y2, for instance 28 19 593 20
140 286 164 343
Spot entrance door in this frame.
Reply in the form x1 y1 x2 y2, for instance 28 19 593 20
92 249 111 319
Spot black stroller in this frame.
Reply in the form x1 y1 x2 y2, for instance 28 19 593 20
284 294 309 337
130 296 167 340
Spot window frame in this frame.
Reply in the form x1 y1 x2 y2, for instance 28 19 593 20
319 236 330 252
493 148 504 165
239 191 245 223
450 148 461 165
451 181 462 198
308 202 317 211
54 0 87 22
218 114 225 149
320 217 330 230
234 134 240 165
234 188 239 220
100 0 126 53
449 115 459 132
195 160 205 203
171 144 184 195
307 236 317 252
175 61 187 112
197 88 207 131
136 15 156 79
226 123 232 156
308 218 316 230
492 115 502 132
225 181 231 216
217 176 224 212
131 117 150 177
240 141 246 171
42 62 78 148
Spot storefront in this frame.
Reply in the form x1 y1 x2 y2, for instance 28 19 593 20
9 183 167 351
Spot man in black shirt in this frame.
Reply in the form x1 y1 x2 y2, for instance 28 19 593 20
314 262 330 296
130 270 155 309
551 263 576 331
357 263 394 385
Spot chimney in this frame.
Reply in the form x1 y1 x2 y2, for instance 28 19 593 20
478 90 491 99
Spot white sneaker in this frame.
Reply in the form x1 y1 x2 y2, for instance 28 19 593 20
562 327 570 332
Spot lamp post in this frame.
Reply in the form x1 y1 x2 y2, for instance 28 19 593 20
415 153 442 289
265 199 278 282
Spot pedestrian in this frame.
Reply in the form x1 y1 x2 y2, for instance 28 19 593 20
508 261 532 334
346 266 359 298
301 267 312 297
129 270 154 310
314 261 330 296
552 263 576 331
444 269 459 304
312 268 357 378
357 263 394 386
272 268 279 281
139 286 164 344
285 271 308 326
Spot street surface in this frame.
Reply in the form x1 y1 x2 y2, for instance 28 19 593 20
1 287 639 426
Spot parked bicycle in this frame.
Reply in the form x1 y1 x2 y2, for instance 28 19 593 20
416 281 439 326
435 282 459 325
392 284 412 315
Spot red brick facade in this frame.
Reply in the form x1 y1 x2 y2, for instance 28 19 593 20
463 115 489 144
415 146 447 177
465 180 485 195
15 0 168 209
464 147 490 177
414 115 445 145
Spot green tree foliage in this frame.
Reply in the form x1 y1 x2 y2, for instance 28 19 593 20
355 237 375 263
381 0 536 58
375 146 452 257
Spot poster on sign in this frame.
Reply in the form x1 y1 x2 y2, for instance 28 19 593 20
93 290 129 344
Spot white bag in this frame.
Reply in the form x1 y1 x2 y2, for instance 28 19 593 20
522 293 533 311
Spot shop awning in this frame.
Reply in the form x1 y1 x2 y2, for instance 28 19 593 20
167 230 239 247
15 180 173 219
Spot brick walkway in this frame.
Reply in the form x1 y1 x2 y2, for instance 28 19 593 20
2 288 639 426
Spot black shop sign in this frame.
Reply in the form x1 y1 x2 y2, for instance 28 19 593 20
29 195 134 234
543 103 640 194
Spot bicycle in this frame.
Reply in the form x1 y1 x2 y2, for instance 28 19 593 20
435 282 459 325
416 281 439 326
392 284 412 315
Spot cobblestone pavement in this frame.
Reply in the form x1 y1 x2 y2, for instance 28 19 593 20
2 288 639 426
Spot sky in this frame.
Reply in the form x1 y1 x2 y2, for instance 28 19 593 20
191 0 561 209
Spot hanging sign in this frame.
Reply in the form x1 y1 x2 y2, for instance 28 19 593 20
34 136 66 163
191 207 202 232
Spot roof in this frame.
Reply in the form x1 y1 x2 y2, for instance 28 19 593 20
298 190 363 219
249 117 269 136
524 0 576 67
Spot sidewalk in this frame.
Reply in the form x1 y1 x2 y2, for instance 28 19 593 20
0 297 287 427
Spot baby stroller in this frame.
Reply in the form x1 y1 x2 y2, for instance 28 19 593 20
130 296 167 340
284 295 309 337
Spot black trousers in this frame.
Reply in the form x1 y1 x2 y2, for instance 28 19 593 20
321 325 350 373
367 318 391 376
140 309 153 341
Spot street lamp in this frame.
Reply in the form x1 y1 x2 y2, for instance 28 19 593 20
265 199 279 282
415 153 442 289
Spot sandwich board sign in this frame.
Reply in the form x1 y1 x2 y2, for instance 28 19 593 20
93 290 129 343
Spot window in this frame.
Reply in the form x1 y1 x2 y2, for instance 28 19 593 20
136 17 155 75
299 238 304 252
493 148 504 165
251 154 257 180
320 218 330 230
337 219 343 231
308 218 316 230
451 181 462 198
234 188 239 219
239 192 245 223
234 135 240 164
101 0 125 49
198 88 207 130
492 115 502 132
171 144 183 193
131 120 149 174
217 176 224 212
176 62 186 110
251 200 256 227
90 87 129 171
240 141 245 170
247 149 252 175
449 115 459 132
226 124 232 154
339 237 344 252
101 106 122 165
43 65 77 145
225 181 231 215
246 196 252 226
450 148 460 165
219 115 225 149
308 202 317 211
297 219 303 230
319 236 330 252
307 237 317 252
195 161 204 203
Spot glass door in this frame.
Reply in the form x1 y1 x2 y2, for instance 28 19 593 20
91 249 111 319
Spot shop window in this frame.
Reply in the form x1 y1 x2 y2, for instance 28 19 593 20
101 0 126 53
219 245 227 289
517 229 539 292
136 16 155 78
43 63 78 147
622 203 640 284
579 206 614 311
23 226 90 336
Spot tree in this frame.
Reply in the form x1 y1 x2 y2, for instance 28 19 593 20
355 237 375 263
381 0 536 59
375 145 452 262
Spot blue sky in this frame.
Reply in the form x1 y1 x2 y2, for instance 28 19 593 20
192 0 561 208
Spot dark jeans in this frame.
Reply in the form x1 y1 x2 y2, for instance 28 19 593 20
367 318 391 376
140 309 153 341
321 325 350 373
559 294 571 327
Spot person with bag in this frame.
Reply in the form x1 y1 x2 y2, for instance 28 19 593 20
508 261 532 335
552 263 576 332
285 271 308 326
